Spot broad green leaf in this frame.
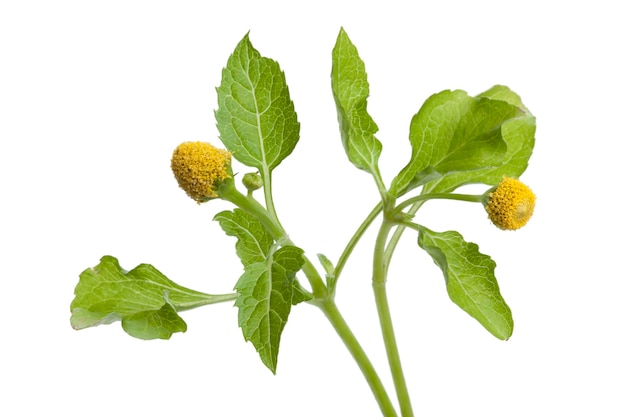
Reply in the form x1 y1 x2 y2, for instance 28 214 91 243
423 114 535 193
390 90 472 195
214 208 274 266
122 302 187 340
70 256 236 340
331 28 382 175
417 227 513 340
235 246 305 373
215 33 300 173
478 84 528 112
391 89 523 196
422 85 535 194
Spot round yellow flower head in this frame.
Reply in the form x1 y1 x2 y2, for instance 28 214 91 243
171 141 232 203
484 176 536 230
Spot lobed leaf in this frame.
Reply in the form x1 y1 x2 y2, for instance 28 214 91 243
70 256 235 340
331 28 382 175
417 227 513 340
234 246 305 373
215 33 300 173
214 208 274 267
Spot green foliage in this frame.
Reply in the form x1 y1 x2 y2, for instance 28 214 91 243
215 205 311 298
213 34 317 372
390 87 533 196
70 256 236 340
70 28 536 416
121 302 187 340
234 246 305 373
214 208 274 266
317 253 336 288
417 227 513 340
419 85 535 194
215 33 300 174
331 27 383 177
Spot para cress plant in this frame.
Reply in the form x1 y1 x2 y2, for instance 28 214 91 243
70 28 536 417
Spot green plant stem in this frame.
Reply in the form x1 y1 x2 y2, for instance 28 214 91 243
222 185 327 298
374 219 414 417
383 200 423 278
317 298 398 417
225 182 397 414
333 201 383 290
262 169 284 229
384 192 483 277
392 192 483 217
175 292 239 312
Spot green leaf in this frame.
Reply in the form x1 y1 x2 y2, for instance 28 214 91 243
425 118 535 194
317 253 336 289
390 90 472 195
423 86 535 193
417 227 513 340
215 33 300 173
291 280 313 305
235 246 305 373
478 84 529 111
70 256 236 340
122 301 187 340
331 28 382 175
391 89 526 196
214 208 274 267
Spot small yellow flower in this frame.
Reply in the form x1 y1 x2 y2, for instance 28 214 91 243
485 176 535 230
171 141 232 203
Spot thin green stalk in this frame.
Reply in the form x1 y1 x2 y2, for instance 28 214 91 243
382 202 420 277
262 169 284 228
392 192 484 217
333 202 383 289
221 185 286 241
384 192 483 276
174 293 239 312
300 256 328 299
374 219 414 417
318 298 398 417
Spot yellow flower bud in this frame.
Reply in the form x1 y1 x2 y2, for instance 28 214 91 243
171 141 232 203
485 176 535 230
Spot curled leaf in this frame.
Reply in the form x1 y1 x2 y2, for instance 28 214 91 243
70 256 237 340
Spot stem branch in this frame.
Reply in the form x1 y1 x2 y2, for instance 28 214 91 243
222 186 327 298
374 220 414 417
318 299 398 417
333 202 383 288
392 192 483 217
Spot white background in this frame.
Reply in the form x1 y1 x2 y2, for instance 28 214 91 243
2 1 624 416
